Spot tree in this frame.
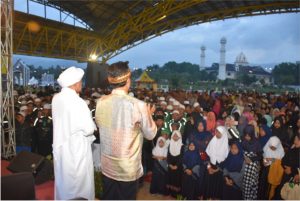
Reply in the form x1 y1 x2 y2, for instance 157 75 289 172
237 73 257 85
272 62 299 85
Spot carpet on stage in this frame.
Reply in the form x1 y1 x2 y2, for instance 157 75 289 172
1 160 54 200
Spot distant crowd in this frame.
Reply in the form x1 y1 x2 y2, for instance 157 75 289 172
13 85 300 200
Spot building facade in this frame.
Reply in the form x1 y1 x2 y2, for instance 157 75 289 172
13 59 30 86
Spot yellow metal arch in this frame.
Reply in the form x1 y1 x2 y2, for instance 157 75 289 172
13 1 300 62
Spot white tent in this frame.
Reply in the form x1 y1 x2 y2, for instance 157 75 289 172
28 76 39 85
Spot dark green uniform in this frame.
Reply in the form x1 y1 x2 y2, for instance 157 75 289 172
34 116 53 156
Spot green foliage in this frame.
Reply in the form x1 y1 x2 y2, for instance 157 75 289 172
272 62 300 85
237 73 257 85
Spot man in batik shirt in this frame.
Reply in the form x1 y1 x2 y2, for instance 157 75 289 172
95 61 157 200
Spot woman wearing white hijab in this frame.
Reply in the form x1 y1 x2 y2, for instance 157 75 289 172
150 137 169 195
263 136 285 161
204 126 229 200
259 136 285 199
167 130 184 197
169 130 183 156
152 137 168 159
206 126 229 165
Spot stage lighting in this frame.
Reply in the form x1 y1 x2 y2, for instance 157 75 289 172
89 54 98 61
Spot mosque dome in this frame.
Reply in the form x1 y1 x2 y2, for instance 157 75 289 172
235 52 249 66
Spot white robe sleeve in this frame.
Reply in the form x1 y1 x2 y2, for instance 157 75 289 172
69 98 96 138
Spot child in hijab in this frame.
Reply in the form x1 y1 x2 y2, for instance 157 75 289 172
181 140 201 200
242 125 262 200
206 111 216 134
203 126 229 200
186 117 212 198
222 140 245 200
237 116 248 138
259 136 285 199
258 124 272 148
150 137 169 195
167 130 184 197
182 111 202 144
272 116 289 149
276 132 300 199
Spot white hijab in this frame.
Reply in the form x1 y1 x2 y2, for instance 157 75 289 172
152 137 168 158
206 126 229 165
263 136 285 159
169 130 183 156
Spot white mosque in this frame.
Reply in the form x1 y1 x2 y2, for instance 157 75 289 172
201 37 272 84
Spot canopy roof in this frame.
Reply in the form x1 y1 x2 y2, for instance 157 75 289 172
135 71 155 83
13 0 299 61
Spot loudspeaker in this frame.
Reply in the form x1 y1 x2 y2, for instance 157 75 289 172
86 62 109 88
7 151 53 184
1 172 36 200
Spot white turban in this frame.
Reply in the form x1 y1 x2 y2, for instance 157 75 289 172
57 66 84 88
43 103 52 109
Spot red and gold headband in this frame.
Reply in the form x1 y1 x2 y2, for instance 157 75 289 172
107 70 131 84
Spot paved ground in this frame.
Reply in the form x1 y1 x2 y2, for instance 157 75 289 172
137 182 174 200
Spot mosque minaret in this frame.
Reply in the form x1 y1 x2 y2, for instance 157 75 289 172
218 37 226 80
200 45 206 71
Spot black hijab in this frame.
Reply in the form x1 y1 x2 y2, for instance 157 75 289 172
242 125 261 153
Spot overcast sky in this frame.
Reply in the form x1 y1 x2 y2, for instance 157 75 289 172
14 2 300 69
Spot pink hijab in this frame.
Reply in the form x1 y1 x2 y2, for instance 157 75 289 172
206 111 216 133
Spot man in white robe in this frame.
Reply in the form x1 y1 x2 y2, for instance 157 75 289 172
52 66 96 200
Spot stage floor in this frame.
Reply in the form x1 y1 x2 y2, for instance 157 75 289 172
1 160 171 200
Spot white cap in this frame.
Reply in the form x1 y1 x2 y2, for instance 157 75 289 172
128 92 134 97
34 98 41 102
43 103 51 109
18 95 26 100
167 105 173 110
18 112 26 117
57 66 84 88
30 94 37 99
169 98 175 102
193 102 200 108
91 92 101 98
20 105 28 112
173 101 179 106
173 110 180 114
160 101 167 105
179 104 185 109
159 97 165 101
26 100 33 104
184 100 190 105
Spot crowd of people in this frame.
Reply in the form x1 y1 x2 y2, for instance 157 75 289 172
12 84 300 200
